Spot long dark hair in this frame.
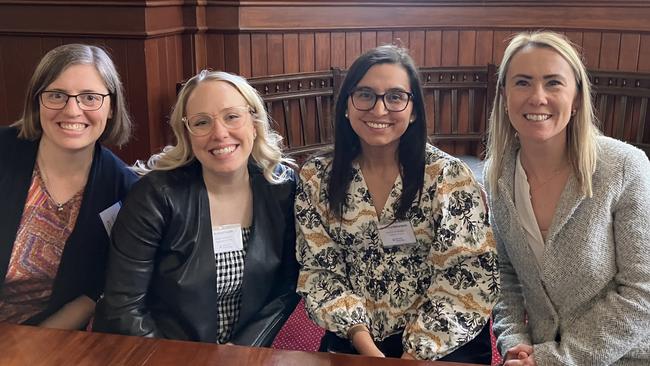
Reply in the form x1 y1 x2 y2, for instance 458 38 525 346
328 45 427 220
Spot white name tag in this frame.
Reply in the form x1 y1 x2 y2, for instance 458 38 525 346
99 201 122 237
378 220 417 247
212 224 244 254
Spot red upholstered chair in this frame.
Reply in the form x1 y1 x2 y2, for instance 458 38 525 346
272 298 325 352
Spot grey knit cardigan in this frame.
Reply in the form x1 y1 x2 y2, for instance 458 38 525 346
487 136 650 365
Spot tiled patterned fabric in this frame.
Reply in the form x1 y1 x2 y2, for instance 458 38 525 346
215 226 250 344
272 298 324 351
0 167 82 324
296 144 500 360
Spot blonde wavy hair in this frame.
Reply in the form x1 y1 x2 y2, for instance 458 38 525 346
136 70 293 183
485 31 600 197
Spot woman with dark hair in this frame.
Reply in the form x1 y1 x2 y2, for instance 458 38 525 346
295 45 499 362
0 43 137 329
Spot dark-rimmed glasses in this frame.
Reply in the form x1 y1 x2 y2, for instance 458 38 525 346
183 106 253 136
350 87 413 112
40 91 111 111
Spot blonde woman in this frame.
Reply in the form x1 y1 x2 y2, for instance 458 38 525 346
0 44 136 329
94 70 299 346
485 31 650 365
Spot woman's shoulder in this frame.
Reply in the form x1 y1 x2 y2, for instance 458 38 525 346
300 154 334 176
423 143 477 179
596 136 650 174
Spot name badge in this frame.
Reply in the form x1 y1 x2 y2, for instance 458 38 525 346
378 221 417 248
99 201 122 237
212 224 244 254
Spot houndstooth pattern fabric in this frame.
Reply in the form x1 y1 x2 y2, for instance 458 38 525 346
215 226 251 344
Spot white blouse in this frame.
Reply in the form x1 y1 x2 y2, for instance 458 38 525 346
514 151 545 267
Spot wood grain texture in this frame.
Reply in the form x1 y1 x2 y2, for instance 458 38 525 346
0 323 487 366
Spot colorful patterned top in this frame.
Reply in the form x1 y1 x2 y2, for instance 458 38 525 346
295 144 500 360
0 166 83 324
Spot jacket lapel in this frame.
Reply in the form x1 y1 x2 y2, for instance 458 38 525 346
0 132 38 288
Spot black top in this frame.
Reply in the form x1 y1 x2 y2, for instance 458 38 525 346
0 126 138 325
93 160 299 347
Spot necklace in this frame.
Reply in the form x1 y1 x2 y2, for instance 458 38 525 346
37 160 65 212
528 164 568 194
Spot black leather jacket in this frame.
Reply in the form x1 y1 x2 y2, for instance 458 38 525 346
94 161 299 346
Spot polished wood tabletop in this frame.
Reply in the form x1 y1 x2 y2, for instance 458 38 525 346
0 323 488 366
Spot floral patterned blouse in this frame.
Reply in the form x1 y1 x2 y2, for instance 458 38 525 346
295 144 500 360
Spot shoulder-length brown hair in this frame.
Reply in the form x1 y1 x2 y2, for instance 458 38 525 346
12 43 132 147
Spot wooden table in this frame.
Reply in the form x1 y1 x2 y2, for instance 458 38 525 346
0 323 485 366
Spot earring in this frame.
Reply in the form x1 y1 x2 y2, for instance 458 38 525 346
344 111 349 119
409 116 416 123
571 109 577 117
504 106 509 115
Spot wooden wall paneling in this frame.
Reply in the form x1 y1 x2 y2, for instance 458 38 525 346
125 40 151 164
619 33 640 72
206 34 226 71
638 35 650 72
238 34 252 78
272 102 288 146
409 31 425 67
224 34 241 74
475 30 493 66
440 31 459 153
457 31 476 155
345 32 361 68
331 32 346 69
251 34 268 77
565 31 584 51
40 38 64 57
143 39 166 158
315 32 331 71
492 30 514 66
267 34 284 75
283 33 299 74
458 30 477 66
299 33 315 72
361 31 377 53
0 42 6 124
377 31 392 47
441 31 459 66
582 32 603 69
599 32 621 71
424 31 442 67
1 37 43 126
102 38 137 161
289 98 303 147
303 97 318 145
393 30 410 49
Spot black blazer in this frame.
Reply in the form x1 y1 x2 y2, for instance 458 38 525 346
0 126 138 325
93 160 299 346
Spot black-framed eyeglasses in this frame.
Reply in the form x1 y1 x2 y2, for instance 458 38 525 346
350 87 413 112
40 91 111 111
183 106 254 136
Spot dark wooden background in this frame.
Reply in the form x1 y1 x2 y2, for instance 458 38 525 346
1 0 650 164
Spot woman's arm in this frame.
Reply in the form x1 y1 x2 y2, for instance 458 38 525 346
229 173 300 346
402 160 500 360
294 160 376 353
92 177 166 337
39 295 95 330
532 149 650 365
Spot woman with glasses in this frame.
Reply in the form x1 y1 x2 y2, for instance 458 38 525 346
486 32 650 366
0 44 136 329
93 70 299 346
295 45 499 362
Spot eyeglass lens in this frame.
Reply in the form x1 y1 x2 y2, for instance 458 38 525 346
41 91 107 111
351 88 411 112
